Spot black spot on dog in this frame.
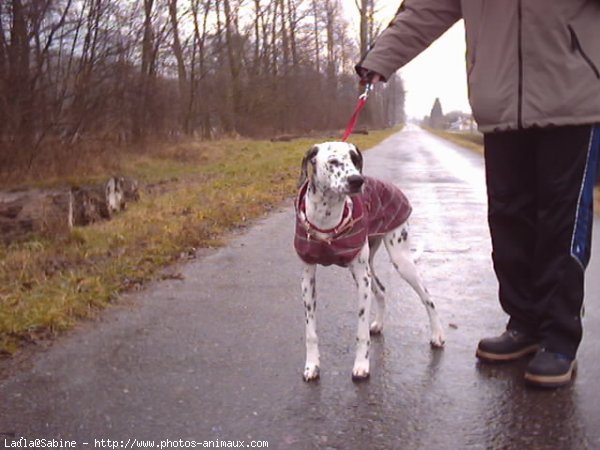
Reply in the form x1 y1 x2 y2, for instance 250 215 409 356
401 229 408 241
359 308 365 317
374 275 386 292
427 301 435 309
307 305 312 312
363 277 369 287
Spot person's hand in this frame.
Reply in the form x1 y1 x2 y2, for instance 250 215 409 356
366 73 381 84
356 67 383 85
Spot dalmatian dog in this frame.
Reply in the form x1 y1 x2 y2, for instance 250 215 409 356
294 142 445 382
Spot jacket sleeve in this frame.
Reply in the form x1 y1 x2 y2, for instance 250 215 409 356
356 0 462 81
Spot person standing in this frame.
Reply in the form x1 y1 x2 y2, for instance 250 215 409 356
355 0 600 388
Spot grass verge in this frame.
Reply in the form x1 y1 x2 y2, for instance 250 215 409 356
427 127 600 215
0 128 401 355
426 128 484 155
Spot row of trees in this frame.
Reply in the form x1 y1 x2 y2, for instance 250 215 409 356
427 98 475 131
0 0 405 172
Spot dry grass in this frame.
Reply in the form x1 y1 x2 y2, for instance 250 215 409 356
0 129 401 355
428 127 600 216
426 128 484 155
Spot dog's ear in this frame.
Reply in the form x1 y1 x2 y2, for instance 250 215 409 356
299 145 320 188
350 145 363 173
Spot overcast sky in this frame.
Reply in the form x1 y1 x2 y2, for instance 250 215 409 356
341 2 471 119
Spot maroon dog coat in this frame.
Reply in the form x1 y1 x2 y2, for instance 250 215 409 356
294 177 412 267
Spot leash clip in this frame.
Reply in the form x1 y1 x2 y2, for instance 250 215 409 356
359 83 373 100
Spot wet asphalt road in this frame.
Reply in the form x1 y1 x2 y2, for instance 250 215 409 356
2 125 600 449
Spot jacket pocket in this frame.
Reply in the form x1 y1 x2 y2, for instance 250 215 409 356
568 25 600 79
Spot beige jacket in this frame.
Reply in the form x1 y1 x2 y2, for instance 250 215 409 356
356 0 600 132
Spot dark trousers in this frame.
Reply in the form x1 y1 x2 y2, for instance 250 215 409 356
484 125 600 358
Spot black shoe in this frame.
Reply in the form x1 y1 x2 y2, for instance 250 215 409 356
524 349 577 388
476 329 539 362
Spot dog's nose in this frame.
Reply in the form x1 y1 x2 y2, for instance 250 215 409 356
347 175 364 190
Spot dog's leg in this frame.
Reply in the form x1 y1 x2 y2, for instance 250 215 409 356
368 237 386 335
302 263 320 381
384 224 445 347
349 243 372 380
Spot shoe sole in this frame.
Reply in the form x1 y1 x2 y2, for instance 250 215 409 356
524 360 577 388
476 344 540 362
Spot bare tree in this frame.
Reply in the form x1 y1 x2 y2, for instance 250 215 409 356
169 0 188 97
0 0 405 179
189 0 212 137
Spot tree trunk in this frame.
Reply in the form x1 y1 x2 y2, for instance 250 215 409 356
358 0 368 57
168 0 187 98
71 176 133 226
133 0 155 140
312 0 320 74
0 189 73 243
253 0 261 76
0 176 138 242
7 0 33 152
357 0 375 125
286 0 298 67
223 0 241 133
325 0 337 127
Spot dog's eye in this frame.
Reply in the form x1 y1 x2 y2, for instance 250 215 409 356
329 159 341 167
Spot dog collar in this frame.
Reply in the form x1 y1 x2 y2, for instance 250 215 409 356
295 181 358 242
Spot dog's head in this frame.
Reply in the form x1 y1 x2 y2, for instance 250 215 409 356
299 142 364 195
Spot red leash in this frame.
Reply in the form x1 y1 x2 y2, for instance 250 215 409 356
341 83 373 142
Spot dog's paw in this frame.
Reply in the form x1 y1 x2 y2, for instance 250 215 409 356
369 321 383 335
351 363 370 381
303 364 320 382
430 332 445 348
